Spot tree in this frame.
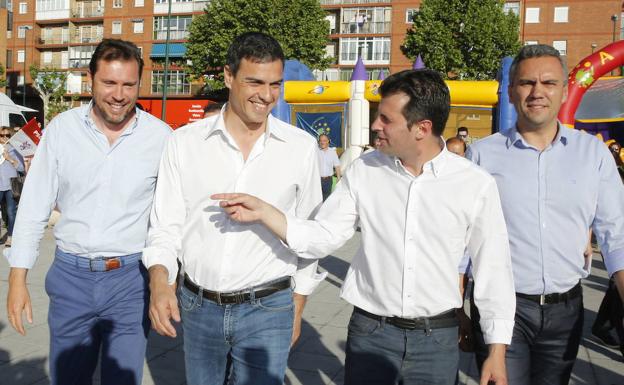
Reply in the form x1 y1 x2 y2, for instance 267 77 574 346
402 0 521 80
29 65 75 125
185 0 331 91
0 63 6 88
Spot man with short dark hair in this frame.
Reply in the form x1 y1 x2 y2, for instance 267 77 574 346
143 32 323 385
467 44 624 385
456 126 472 144
6 39 172 385
212 69 516 385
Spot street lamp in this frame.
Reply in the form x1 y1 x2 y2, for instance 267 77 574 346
612 15 618 75
160 0 172 121
591 43 597 54
21 25 33 107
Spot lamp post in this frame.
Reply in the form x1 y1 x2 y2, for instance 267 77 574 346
160 0 172 121
612 14 618 75
591 43 597 54
21 25 33 107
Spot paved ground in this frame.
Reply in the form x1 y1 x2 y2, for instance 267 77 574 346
1 229 623 384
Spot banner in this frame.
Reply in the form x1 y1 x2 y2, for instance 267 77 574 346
9 118 42 157
295 111 344 148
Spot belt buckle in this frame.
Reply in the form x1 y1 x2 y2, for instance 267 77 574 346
539 294 546 306
104 258 121 271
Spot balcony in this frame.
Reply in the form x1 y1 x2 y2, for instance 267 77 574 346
71 33 103 44
320 0 390 5
38 36 70 45
339 21 390 34
71 1 103 19
69 59 90 68
41 58 69 69
153 30 189 40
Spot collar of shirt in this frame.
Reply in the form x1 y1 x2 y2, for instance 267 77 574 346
505 123 569 150
202 104 288 147
391 138 447 178
80 101 140 139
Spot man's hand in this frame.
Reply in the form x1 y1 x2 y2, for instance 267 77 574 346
291 293 307 348
7 268 33 336
480 344 507 385
457 308 474 352
211 193 287 241
148 265 180 338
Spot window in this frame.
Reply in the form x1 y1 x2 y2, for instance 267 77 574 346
525 7 540 23
524 40 538 45
134 0 144 6
553 40 567 55
18 75 24 86
151 70 190 95
43 51 53 63
553 7 568 23
18 26 26 38
406 8 418 23
6 50 13 69
17 50 25 63
153 15 192 40
341 7 392 34
133 20 144 33
503 2 520 16
36 0 71 12
339 37 390 64
112 21 122 34
19 2 26 13
69 45 96 68
113 0 122 8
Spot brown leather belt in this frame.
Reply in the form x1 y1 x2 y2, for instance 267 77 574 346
183 274 291 305
516 282 582 305
354 307 458 330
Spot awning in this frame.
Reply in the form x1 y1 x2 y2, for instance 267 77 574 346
150 43 186 58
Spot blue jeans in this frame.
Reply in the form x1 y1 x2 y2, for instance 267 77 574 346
345 310 459 385
472 293 584 385
321 177 333 201
0 189 17 235
45 249 150 385
179 283 294 385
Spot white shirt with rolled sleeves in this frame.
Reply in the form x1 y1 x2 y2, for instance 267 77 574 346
318 147 340 178
7 104 172 268
142 111 326 295
286 148 516 345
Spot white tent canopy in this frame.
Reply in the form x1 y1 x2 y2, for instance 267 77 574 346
0 93 37 127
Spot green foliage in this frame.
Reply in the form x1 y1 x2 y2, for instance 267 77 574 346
0 63 6 88
402 0 521 80
185 0 331 91
29 65 73 124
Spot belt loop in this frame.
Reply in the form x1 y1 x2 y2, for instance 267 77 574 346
197 286 204 307
249 287 256 302
380 316 386 330
424 318 432 336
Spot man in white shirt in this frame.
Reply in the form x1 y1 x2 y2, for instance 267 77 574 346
317 133 341 201
143 32 324 385
212 69 516 385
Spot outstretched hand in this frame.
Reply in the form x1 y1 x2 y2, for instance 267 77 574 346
211 193 266 223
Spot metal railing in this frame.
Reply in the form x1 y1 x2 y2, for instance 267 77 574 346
69 59 90 68
320 0 390 5
38 35 70 45
340 21 390 34
153 30 189 40
71 1 104 18
70 33 103 44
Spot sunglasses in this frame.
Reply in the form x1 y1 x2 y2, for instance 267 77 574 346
0 134 11 138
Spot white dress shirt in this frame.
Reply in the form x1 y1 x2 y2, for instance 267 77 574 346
8 104 172 268
142 111 325 295
318 147 340 177
286 148 516 344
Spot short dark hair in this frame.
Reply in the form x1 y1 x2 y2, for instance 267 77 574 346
226 32 284 76
204 102 224 114
509 44 567 85
379 69 450 136
89 39 144 79
457 126 468 134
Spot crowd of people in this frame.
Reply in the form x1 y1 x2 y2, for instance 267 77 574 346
4 34 624 385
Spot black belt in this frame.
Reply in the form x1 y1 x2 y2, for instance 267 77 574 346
354 307 458 330
182 274 291 305
321 176 333 180
516 282 582 305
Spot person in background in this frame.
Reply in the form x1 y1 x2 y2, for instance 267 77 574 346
318 133 341 201
446 136 467 157
0 126 24 247
456 126 473 145
203 102 224 118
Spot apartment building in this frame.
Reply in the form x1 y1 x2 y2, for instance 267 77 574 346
318 0 623 81
1 0 207 110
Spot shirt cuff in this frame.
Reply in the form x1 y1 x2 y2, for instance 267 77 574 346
285 213 310 255
141 246 179 285
293 269 327 295
479 318 515 345
605 247 624 277
5 247 36 269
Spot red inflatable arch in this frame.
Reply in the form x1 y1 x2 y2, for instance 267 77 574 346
559 40 624 128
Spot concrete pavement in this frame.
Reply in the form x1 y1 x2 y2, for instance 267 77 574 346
1 229 623 384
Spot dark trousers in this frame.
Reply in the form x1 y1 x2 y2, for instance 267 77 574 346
345 310 459 385
46 250 150 385
592 277 624 347
0 189 17 235
321 177 333 201
472 294 583 385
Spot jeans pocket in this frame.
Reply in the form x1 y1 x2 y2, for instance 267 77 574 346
348 311 381 337
178 286 199 312
255 289 294 312
431 326 459 349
